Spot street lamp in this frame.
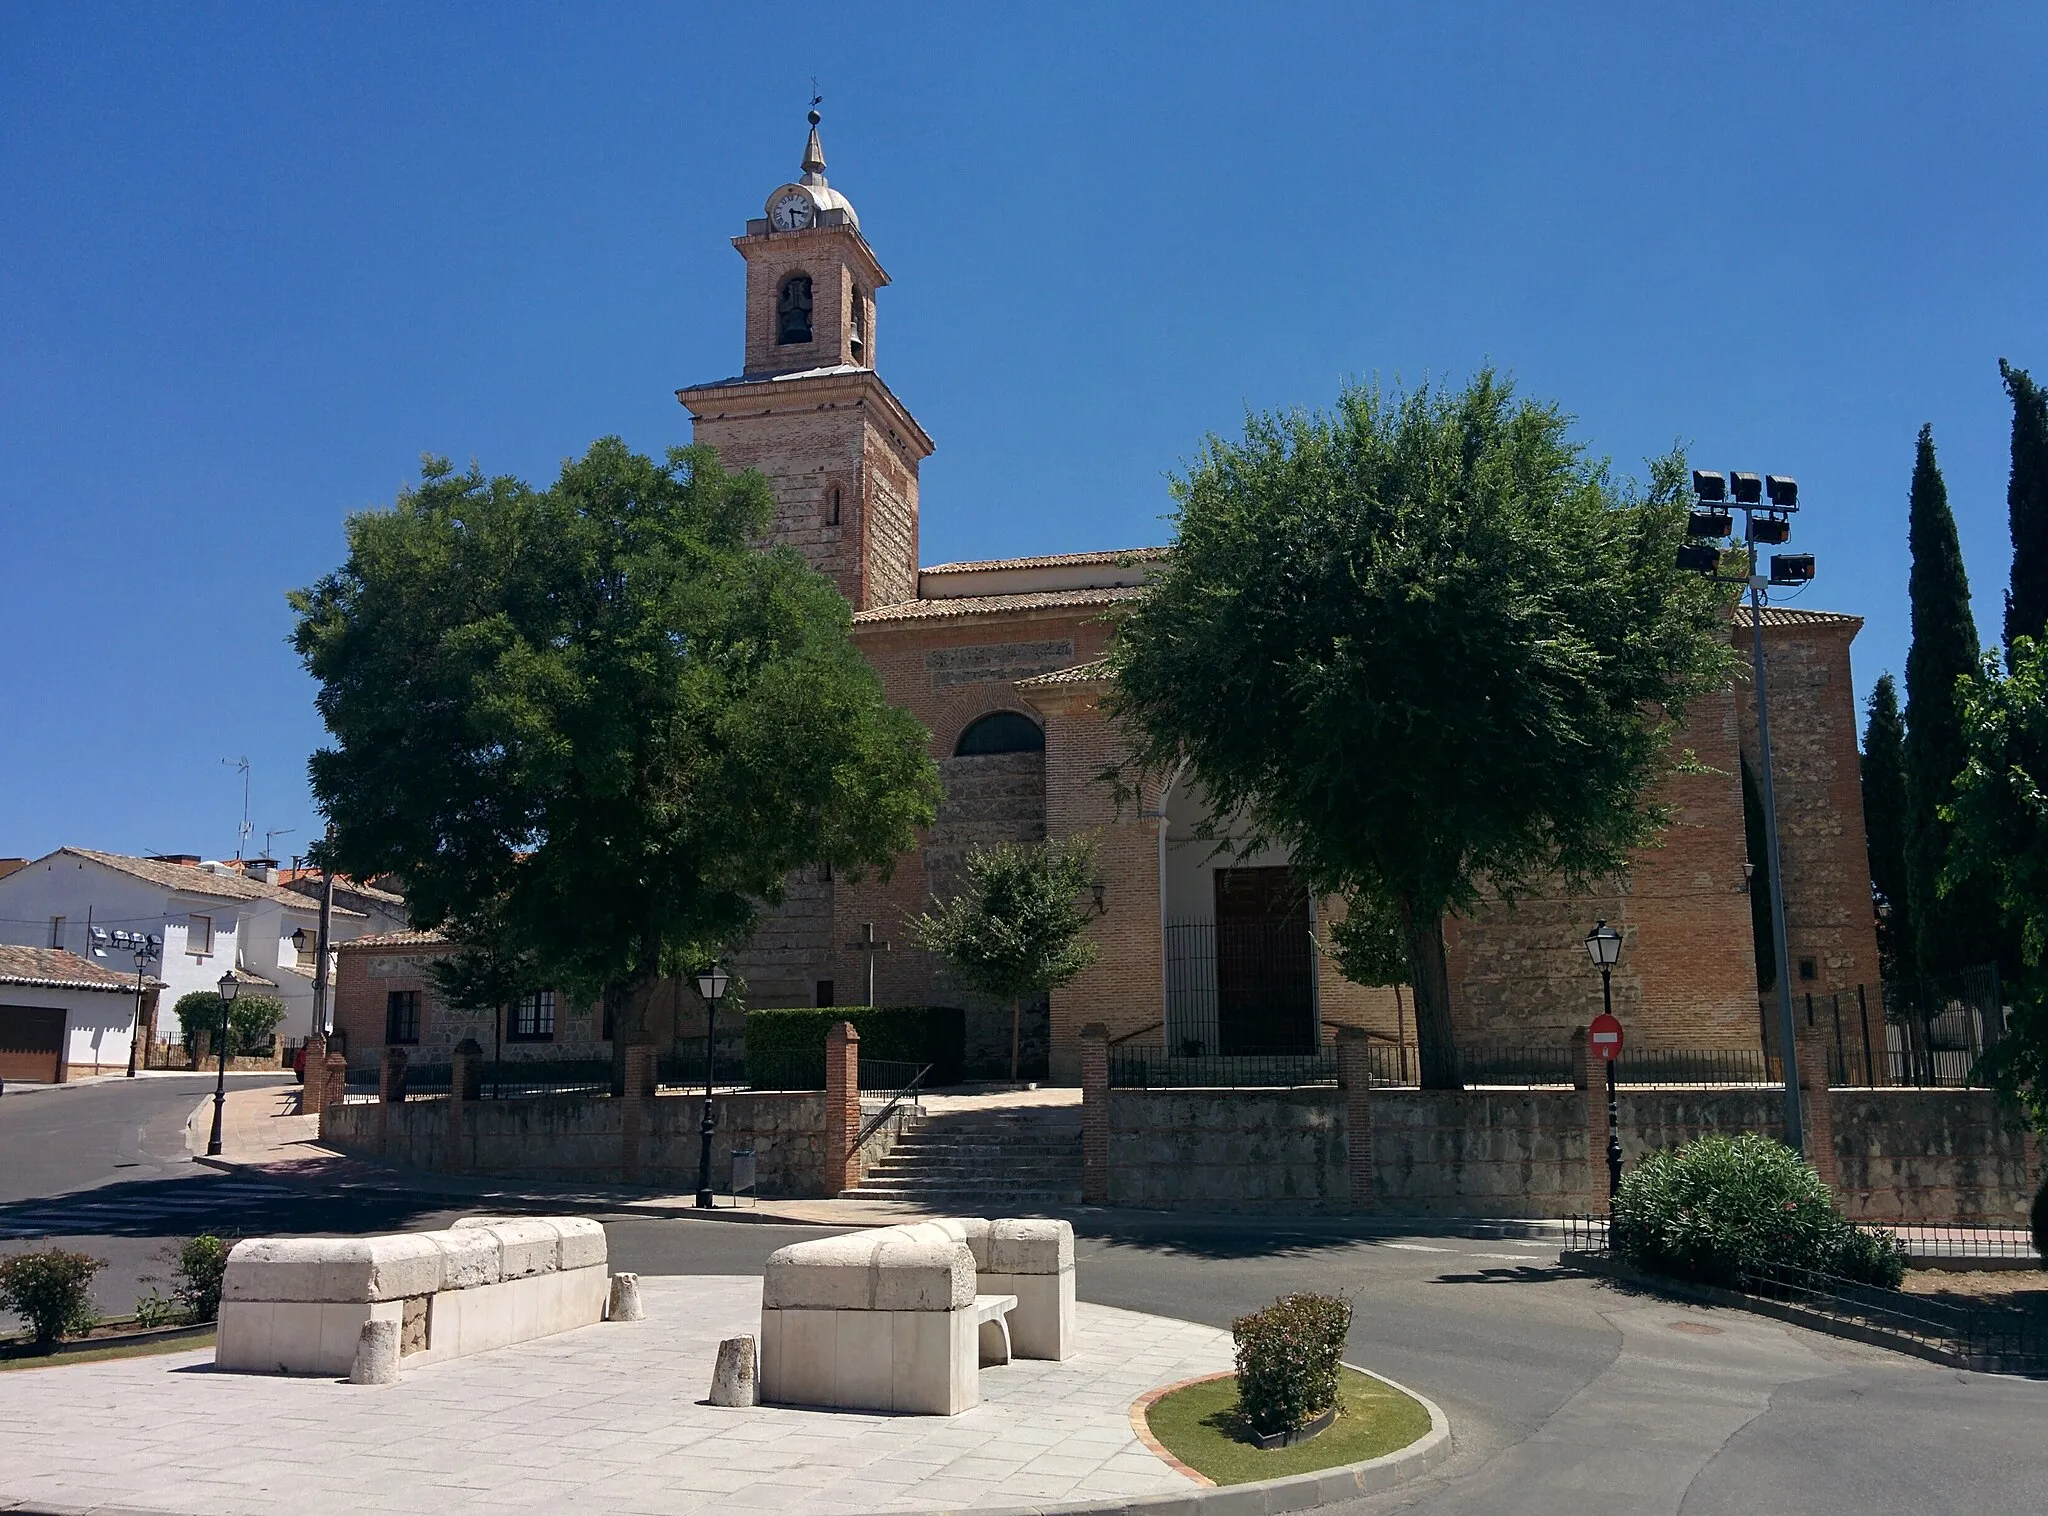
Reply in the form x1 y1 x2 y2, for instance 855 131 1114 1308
694 963 730 1209
1584 921 1624 1201
206 971 239 1157
121 933 161 1078
1676 468 1809 1156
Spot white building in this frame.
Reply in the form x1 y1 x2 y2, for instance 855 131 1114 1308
0 849 372 1042
0 945 149 1082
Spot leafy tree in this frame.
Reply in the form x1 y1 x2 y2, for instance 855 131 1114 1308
291 439 941 1072
1860 672 1912 978
1106 373 1738 1087
910 837 1102 1082
1902 425 2004 976
1946 636 2048 1126
172 993 285 1058
2001 359 2048 655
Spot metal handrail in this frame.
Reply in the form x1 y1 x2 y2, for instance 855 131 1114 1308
853 1061 932 1152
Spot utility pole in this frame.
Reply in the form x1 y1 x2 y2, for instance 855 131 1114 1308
312 851 335 1038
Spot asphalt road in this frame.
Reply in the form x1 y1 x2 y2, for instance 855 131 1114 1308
5 1076 2045 1515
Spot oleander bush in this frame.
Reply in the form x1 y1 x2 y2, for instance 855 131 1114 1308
0 1248 106 1348
1611 1133 1908 1289
1230 1292 1352 1437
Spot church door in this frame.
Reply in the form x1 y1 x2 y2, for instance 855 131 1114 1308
1211 867 1316 1054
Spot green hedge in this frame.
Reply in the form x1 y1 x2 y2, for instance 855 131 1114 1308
744 1006 965 1087
1231 1292 1352 1436
1611 1132 1909 1289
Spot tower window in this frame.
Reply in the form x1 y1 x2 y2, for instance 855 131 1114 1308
777 274 813 345
955 712 1046 756
827 486 841 526
850 287 867 363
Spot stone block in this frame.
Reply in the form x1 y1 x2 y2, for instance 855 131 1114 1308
350 1318 401 1385
710 1336 757 1407
986 1218 1073 1275
429 1228 502 1291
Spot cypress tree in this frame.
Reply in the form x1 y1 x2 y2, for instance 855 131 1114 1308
1902 425 2000 976
2002 359 2048 654
1860 672 1911 979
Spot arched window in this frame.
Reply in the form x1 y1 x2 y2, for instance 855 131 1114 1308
954 711 1045 757
827 486 841 526
850 287 867 363
777 274 813 345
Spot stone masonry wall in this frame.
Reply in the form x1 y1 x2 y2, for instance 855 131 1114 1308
1106 1089 1348 1212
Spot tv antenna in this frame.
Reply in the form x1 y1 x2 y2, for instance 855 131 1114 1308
264 827 296 860
222 756 253 859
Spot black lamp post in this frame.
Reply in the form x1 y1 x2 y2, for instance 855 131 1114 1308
124 934 159 1078
1584 920 1624 1202
206 970 239 1157
694 962 730 1209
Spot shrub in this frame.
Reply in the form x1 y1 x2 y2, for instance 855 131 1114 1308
0 1248 106 1348
2031 1168 2047 1270
175 994 287 1059
1230 1292 1352 1437
171 1235 231 1322
743 1006 966 1087
1611 1133 1908 1289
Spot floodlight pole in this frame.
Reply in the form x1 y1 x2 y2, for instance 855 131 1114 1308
1741 515 1806 1156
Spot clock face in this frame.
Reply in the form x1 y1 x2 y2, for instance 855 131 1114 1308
769 190 815 231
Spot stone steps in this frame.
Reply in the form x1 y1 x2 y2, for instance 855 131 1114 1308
845 1104 1083 1207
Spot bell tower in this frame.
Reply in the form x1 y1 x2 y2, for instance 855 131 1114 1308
677 107 933 611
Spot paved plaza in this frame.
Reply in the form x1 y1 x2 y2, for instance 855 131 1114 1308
0 1276 1260 1516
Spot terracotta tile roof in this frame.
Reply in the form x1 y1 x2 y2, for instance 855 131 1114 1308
280 873 407 908
225 967 278 988
852 585 1144 625
49 850 368 916
339 929 448 950
1733 606 1863 630
1014 659 1112 689
0 945 141 993
921 547 1169 576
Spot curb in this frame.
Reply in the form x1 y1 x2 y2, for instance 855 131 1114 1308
968 1361 1452 1516
1560 1250 1985 1372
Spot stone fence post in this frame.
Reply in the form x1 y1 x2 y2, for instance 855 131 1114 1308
822 1021 860 1196
620 1040 655 1185
1793 1009 1839 1189
448 1037 480 1173
299 1031 327 1116
377 1046 407 1158
1080 1023 1109 1206
193 1026 211 1070
1335 1027 1376 1213
317 1052 347 1142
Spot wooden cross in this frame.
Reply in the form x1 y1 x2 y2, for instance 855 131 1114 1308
845 922 890 1008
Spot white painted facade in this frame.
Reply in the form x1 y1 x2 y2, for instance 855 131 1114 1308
0 851 371 1041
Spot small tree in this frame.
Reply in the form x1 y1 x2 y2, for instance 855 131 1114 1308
1108 373 1737 1087
0 1248 104 1348
174 993 285 1059
1861 673 1913 979
911 838 1102 1082
1946 637 2048 1127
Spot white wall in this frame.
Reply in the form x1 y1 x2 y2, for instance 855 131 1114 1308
58 987 138 1074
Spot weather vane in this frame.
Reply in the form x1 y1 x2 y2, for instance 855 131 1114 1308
810 79 822 124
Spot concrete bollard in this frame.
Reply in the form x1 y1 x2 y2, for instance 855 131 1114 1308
709 1335 758 1407
607 1272 644 1322
349 1318 400 1385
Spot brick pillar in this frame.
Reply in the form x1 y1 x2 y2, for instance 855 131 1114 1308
317 1052 347 1142
1574 1027 1608 1211
448 1037 480 1172
300 1031 327 1116
1080 1023 1109 1206
1335 1027 1376 1213
822 1021 860 1196
620 1040 655 1185
1793 1013 1838 1189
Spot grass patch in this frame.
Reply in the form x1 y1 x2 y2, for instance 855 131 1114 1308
0 1330 215 1371
1143 1365 1432 1486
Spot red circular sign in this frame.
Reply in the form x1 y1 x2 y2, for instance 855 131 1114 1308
1589 1013 1625 1062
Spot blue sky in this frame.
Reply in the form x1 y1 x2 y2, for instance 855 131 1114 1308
3 4 2044 863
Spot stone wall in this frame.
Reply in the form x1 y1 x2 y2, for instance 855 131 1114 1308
1099 1083 2035 1222
322 1090 916 1198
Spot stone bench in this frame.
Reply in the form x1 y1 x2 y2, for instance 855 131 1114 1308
758 1216 1074 1415
216 1216 609 1377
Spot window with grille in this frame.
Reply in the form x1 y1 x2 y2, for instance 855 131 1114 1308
509 989 556 1042
385 990 420 1045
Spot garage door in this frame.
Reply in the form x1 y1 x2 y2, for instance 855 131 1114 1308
0 1005 65 1082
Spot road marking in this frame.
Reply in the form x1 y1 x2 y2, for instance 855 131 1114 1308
1380 1242 1454 1252
1468 1252 1544 1261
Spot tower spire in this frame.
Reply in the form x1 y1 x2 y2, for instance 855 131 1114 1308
801 91 827 185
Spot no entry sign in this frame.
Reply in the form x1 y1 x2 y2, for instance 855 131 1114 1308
1589 1013 1624 1061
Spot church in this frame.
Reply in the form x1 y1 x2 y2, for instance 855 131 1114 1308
666 112 1884 1085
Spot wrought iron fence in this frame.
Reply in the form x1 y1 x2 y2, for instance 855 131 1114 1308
476 1059 612 1099
1613 1046 1778 1086
1162 919 1320 1057
1451 1041 1576 1086
1561 1213 2045 1374
1108 1043 1340 1090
